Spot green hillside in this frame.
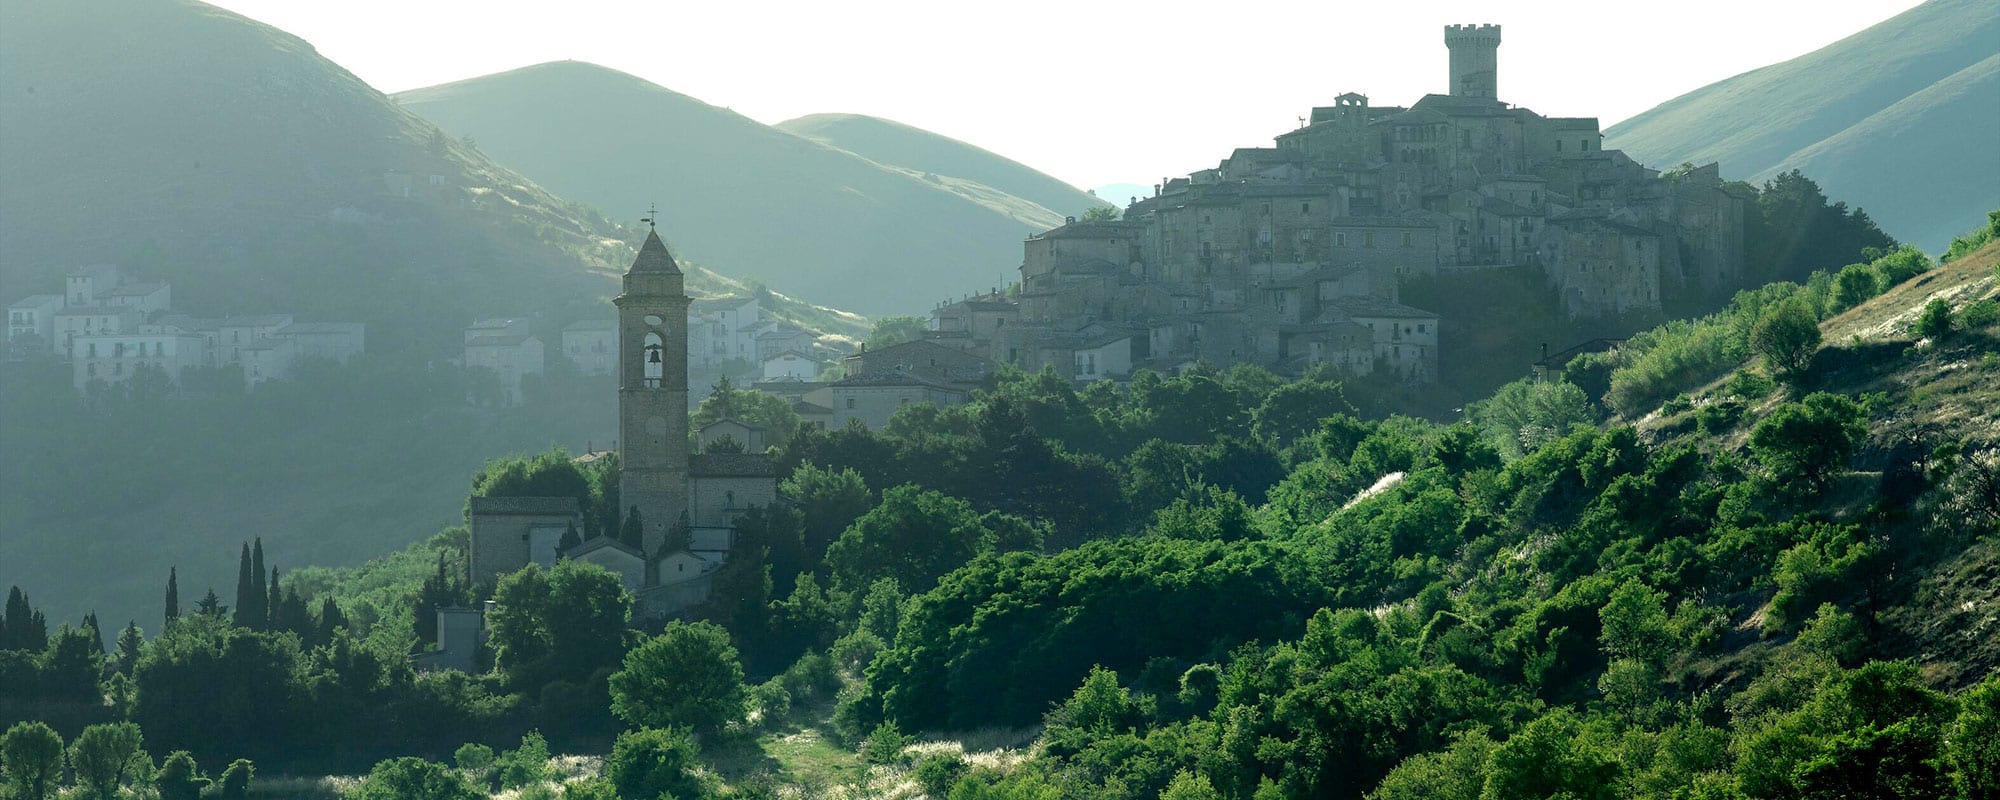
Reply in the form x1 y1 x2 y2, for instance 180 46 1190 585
1604 0 2000 251
396 62 1064 315
777 112 1109 219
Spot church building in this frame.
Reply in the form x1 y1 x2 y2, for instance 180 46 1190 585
467 226 778 619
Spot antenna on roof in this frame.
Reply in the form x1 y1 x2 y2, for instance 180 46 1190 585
641 202 657 230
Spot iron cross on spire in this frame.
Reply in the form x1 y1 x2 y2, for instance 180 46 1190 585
641 202 658 230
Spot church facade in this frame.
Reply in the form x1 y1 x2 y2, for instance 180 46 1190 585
467 227 777 618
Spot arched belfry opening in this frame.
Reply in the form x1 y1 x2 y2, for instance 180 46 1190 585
642 331 665 388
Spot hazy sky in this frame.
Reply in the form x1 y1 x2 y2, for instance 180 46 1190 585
209 0 1923 194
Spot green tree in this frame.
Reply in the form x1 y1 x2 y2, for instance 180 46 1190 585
1946 675 2000 800
1914 298 1954 339
115 621 143 675
0 721 65 800
781 463 874 556
69 722 149 800
1161 770 1224 800
164 567 179 627
1749 392 1867 494
487 561 632 688
217 759 254 800
349 757 482 800
609 621 747 734
3 587 48 652
491 730 552 790
453 743 494 774
605 727 713 800
1750 297 1821 378
156 751 208 800
865 315 929 350
1832 263 1879 310
825 485 985 591
1479 709 1619 800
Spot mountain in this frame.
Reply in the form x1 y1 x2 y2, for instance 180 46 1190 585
775 112 1108 219
395 62 1063 315
1604 0 2000 252
0 0 861 347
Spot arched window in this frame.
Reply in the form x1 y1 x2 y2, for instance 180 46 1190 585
642 331 665 388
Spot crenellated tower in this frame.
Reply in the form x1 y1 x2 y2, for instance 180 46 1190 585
615 227 692 555
1444 24 1502 100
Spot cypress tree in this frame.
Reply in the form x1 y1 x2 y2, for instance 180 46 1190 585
116 622 143 675
197 588 225 618
620 505 646 554
266 567 282 630
317 597 347 646
2 587 48 652
232 543 254 627
250 538 269 629
165 567 180 626
82 611 103 653
558 521 582 553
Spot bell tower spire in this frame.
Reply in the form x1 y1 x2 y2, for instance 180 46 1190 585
615 215 691 556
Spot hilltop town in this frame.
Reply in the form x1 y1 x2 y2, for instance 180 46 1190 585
928 24 1748 385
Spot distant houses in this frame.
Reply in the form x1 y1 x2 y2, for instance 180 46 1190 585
5 266 364 393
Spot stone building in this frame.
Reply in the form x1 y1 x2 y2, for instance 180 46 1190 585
561 319 617 376
953 24 1745 382
463 318 543 405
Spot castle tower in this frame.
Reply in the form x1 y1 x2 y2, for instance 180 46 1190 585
1444 24 1501 100
616 227 692 555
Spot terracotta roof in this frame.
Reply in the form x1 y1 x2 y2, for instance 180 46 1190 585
469 496 579 516
691 453 780 478
630 229 682 275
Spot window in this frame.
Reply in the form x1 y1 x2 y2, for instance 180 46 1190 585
1301 202 1310 214
1417 324 1427 334
846 398 856 410
1335 232 1347 247
1364 232 1375 248
1556 140 1563 152
87 343 97 357
1402 232 1415 247
86 364 96 377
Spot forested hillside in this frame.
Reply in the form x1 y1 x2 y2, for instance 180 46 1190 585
4 215 1996 797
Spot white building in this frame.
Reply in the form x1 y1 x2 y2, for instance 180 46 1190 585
1323 295 1440 380
54 307 142 358
464 318 544 404
6 295 62 348
103 282 172 314
70 331 211 391
561 319 617 376
689 296 761 368
273 322 365 363
761 349 825 380
217 315 294 366
64 266 123 307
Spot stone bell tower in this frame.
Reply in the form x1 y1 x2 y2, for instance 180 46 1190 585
616 225 692 555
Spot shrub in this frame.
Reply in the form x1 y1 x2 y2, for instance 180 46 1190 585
609 621 747 734
863 721 910 765
914 752 970 797
1751 298 1822 378
1767 525 1874 633
217 759 254 800
491 731 552 790
1914 298 1954 340
451 742 493 774
606 727 713 800
349 757 481 800
1749 392 1867 494
1960 299 2000 329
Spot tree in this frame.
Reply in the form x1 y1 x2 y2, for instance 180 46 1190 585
491 731 552 790
69 722 149 800
1081 205 1121 221
194 589 225 618
2 586 47 652
1832 263 1879 310
619 505 646 553
825 485 987 592
609 621 747 733
1914 298 1954 339
487 561 632 688
232 543 255 628
316 598 348 647
865 315 929 350
605 727 714 800
164 567 179 626
115 622 143 675
1750 392 1867 493
251 538 268 629
1947 675 2000 800
1750 298 1821 378
1479 709 1619 800
348 757 481 800
557 520 582 553
782 463 873 557
156 751 209 800
0 721 64 800
217 759 254 800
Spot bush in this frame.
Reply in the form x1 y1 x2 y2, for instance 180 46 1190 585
1751 298 1822 378
1960 299 2000 329
1914 299 1954 340
451 742 494 774
217 759 254 800
751 680 792 728
1767 525 1874 633
349 757 482 800
1750 392 1867 494
863 721 910 765
914 752 970 797
606 727 713 800
490 730 552 790
609 621 747 734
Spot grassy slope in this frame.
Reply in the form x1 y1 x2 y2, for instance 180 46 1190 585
777 112 1110 219
1603 0 2000 250
395 62 1058 316
1635 238 2000 686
